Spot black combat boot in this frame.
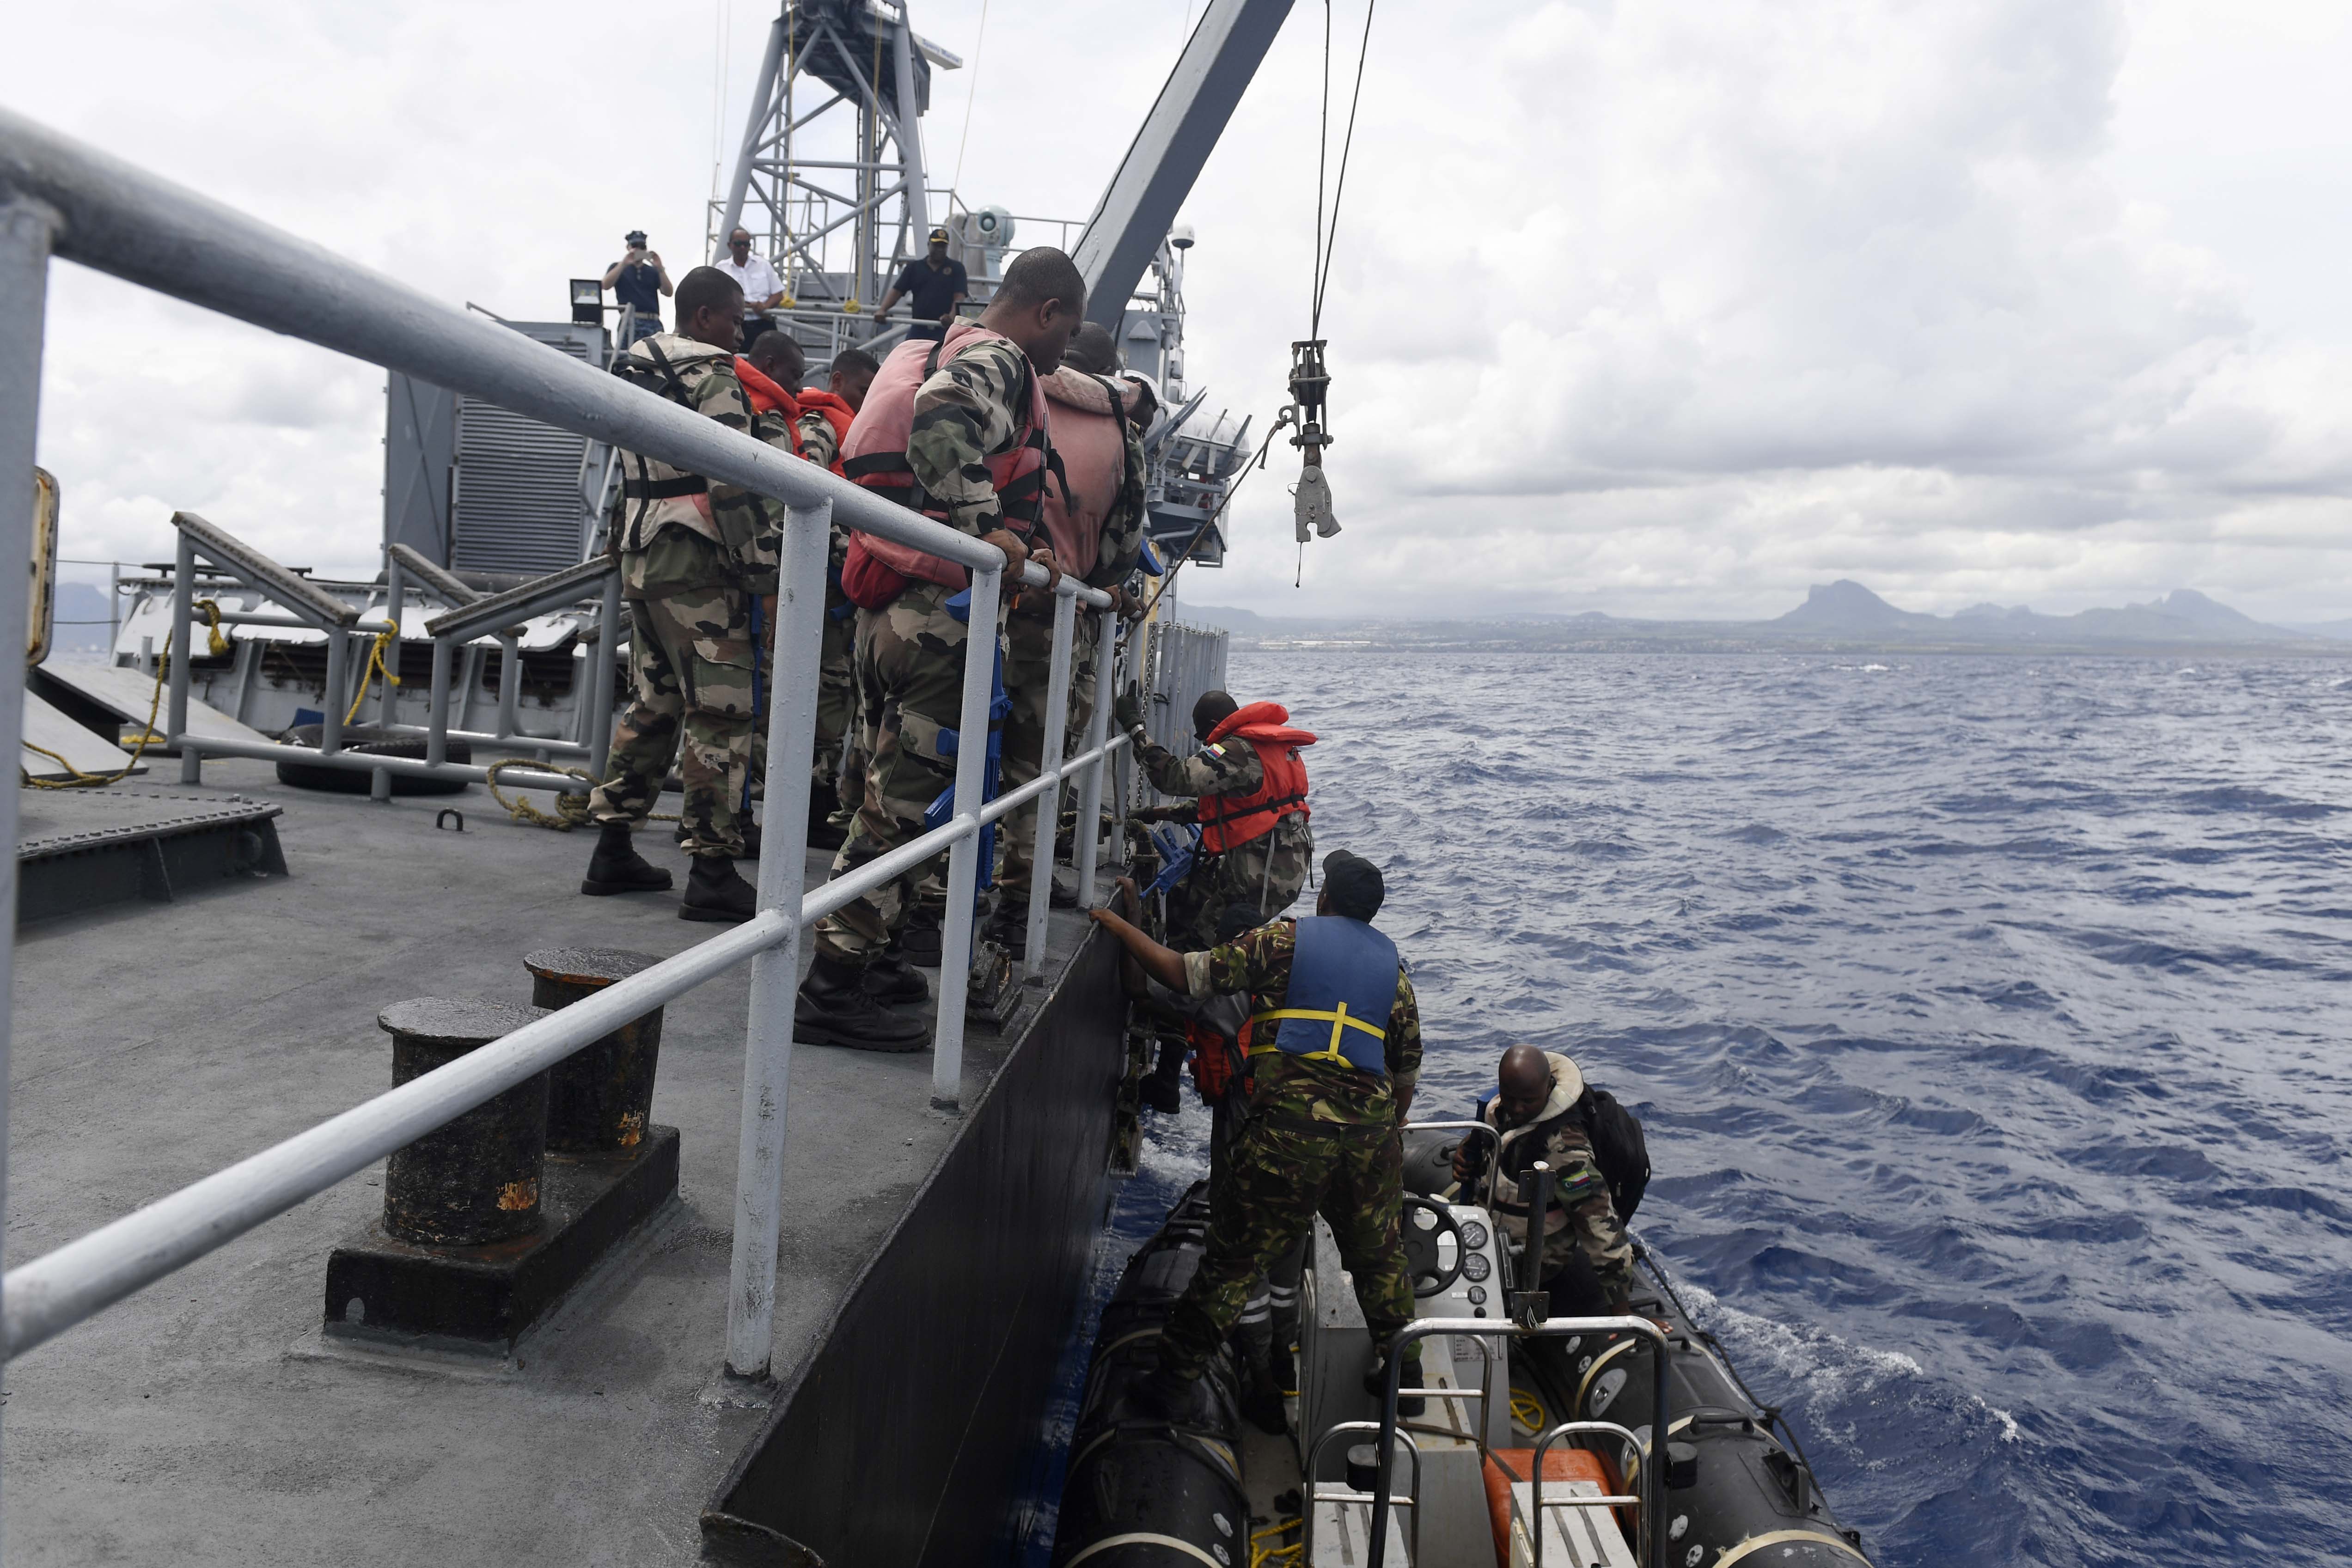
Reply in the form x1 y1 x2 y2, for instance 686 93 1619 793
983 903 1028 961
1240 1369 1288 1436
581 821 673 896
735 822 761 861
863 952 931 1006
1139 1032 1185 1114
1363 1351 1427 1418
901 905 944 968
1050 868 1080 909
679 855 758 923
1129 1359 1209 1425
795 953 930 1051
806 781 846 851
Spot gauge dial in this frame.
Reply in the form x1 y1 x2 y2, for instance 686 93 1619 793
1462 1251 1491 1282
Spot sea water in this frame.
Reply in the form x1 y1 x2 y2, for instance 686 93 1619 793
1020 651 2352 1566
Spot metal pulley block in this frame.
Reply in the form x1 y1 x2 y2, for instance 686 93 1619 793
1283 339 1341 542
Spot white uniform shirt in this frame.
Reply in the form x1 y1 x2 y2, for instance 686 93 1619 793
716 252 783 311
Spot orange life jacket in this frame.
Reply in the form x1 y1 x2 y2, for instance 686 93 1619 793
795 389 856 477
1197 702 1314 854
836 324 1053 608
733 357 805 456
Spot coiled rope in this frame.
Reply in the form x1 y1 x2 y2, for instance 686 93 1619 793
21 598 226 791
483 758 677 832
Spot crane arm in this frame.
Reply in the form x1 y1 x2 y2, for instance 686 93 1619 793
1070 0 1295 325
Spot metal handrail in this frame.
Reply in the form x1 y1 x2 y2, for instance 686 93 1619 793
1370 1317 1672 1568
1527 1419 1647 1567
1302 1422 1422 1565
0 105 1132 1417
0 107 1106 610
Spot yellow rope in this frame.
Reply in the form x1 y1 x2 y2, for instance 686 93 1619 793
1511 1388 1548 1434
1248 1518 1303 1568
484 758 599 831
344 616 401 726
23 595 230 790
483 758 678 831
22 653 168 791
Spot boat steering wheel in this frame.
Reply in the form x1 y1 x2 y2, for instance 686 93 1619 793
1402 1196 1468 1298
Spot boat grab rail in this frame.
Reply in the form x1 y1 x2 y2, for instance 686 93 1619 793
0 106 1132 1399
1401 1118 1502 1208
1372 1316 1672 1568
1302 1422 1423 1566
1527 1419 1647 1568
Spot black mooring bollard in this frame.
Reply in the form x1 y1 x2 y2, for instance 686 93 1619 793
379 998 551 1245
524 947 663 1155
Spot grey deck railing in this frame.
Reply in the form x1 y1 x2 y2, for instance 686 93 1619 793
0 105 1130 1425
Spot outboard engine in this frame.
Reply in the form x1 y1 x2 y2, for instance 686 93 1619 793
1051 1183 1252 1567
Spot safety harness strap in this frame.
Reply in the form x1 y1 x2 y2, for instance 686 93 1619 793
1246 1002 1387 1064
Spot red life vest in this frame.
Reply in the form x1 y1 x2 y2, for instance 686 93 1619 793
1036 368 1146 580
1197 702 1314 854
836 324 1052 608
733 357 806 455
795 389 856 477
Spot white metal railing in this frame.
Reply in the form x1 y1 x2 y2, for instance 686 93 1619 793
0 103 1131 1430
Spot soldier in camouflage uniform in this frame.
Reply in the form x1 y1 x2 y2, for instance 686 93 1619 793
582 266 780 923
990 324 1153 951
1089 850 1425 1428
794 250 1089 1050
1457 1045 1635 1313
1114 688 1315 951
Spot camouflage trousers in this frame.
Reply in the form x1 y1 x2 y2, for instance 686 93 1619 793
1159 1113 1414 1381
589 588 757 858
1167 812 1314 949
814 596 856 791
813 581 996 964
996 604 1101 898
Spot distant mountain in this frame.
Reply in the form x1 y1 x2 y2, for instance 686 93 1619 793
1176 586 2333 653
1775 580 1938 631
45 583 112 655
2068 589 2307 643
1174 604 1274 634
2286 618 2352 642
1765 581 2312 645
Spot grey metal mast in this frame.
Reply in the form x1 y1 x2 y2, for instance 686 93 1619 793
709 2 959 317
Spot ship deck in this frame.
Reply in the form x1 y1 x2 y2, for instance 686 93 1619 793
5 755 1108 1566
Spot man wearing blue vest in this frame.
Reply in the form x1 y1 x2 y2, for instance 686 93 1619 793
1089 848 1425 1423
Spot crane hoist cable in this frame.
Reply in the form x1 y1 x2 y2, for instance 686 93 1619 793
1287 0 1376 567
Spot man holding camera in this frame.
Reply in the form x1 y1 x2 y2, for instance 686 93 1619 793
601 231 672 342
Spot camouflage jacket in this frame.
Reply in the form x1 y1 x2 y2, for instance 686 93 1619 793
908 336 1034 538
776 408 852 581
794 407 842 471
1477 1051 1633 1297
613 333 779 598
1135 732 1263 804
1182 918 1420 1127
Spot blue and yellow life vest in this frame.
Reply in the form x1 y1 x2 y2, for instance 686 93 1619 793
1247 915 1400 1075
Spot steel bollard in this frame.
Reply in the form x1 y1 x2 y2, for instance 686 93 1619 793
524 946 663 1155
378 998 551 1245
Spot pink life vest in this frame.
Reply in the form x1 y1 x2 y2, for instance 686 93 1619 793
837 323 1052 604
1036 368 1146 581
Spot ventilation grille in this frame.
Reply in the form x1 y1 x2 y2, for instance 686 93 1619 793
451 326 598 575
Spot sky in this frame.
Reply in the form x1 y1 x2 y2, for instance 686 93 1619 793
13 0 2352 623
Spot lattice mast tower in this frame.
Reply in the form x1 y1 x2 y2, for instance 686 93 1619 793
709 1 961 316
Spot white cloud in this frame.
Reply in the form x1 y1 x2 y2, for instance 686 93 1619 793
13 0 2352 620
